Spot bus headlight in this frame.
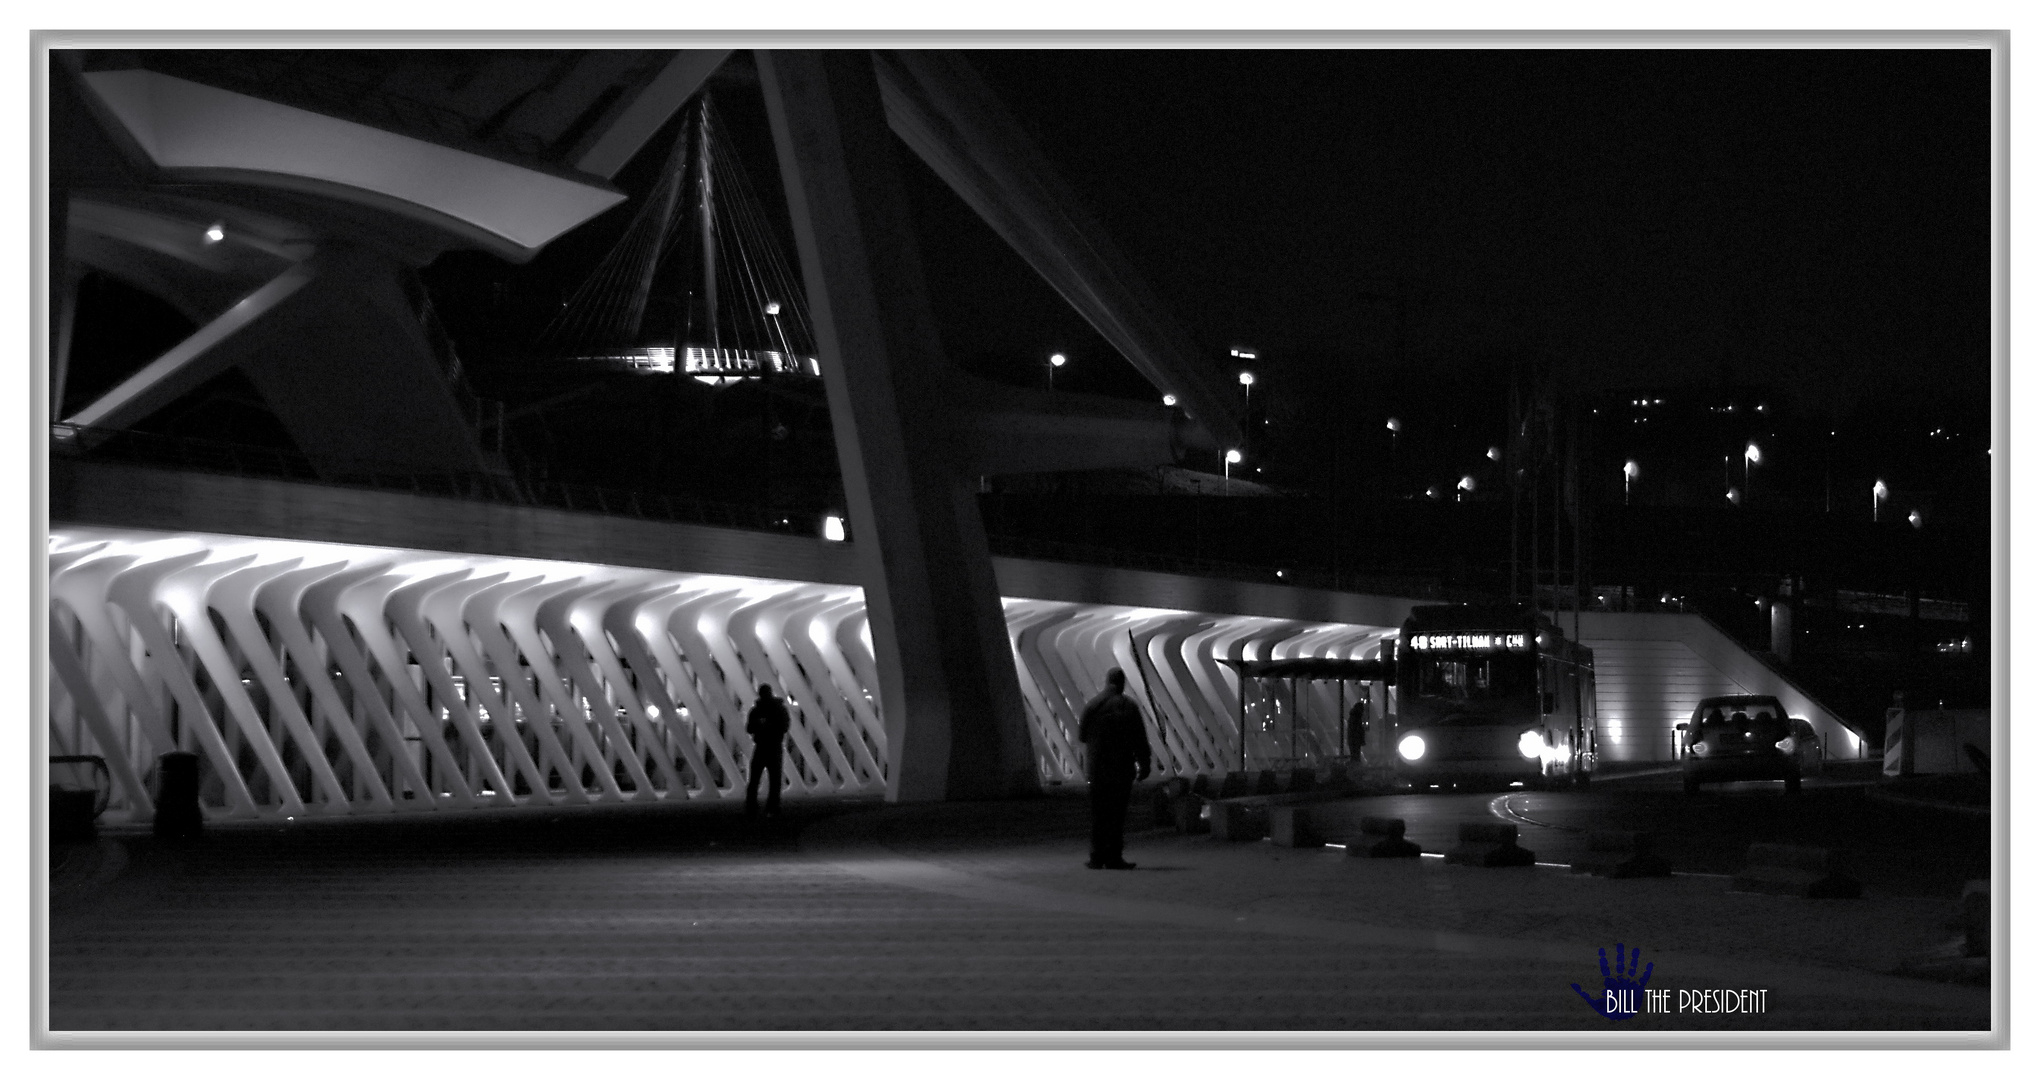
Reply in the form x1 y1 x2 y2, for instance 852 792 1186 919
1689 739 1711 757
1518 730 1544 760
1775 736 1797 754
1398 734 1426 761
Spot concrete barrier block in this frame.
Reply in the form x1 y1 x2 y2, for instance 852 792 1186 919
1444 821 1535 867
1350 814 1422 858
1216 772 1251 800
1731 843 1862 898
1268 804 1319 848
1210 800 1267 841
1253 769 1282 796
1287 769 1319 794
1151 778 1191 826
1569 830 1672 878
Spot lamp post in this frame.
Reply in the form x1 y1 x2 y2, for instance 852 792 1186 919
1623 459 1639 505
1873 479 1888 521
1048 352 1066 391
1239 369 1256 414
764 300 791 368
1744 441 1761 500
1456 475 1474 503
1225 449 1242 495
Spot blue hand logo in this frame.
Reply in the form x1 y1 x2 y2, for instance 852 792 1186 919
1570 943 1654 1021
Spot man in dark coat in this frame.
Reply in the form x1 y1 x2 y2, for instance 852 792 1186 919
1078 667 1152 869
745 684 792 817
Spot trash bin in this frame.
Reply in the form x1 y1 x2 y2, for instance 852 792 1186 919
154 751 203 840
50 755 111 844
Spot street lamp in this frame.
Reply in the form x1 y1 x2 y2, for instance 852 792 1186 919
1239 370 1256 414
1225 448 1243 494
1456 475 1475 502
1048 352 1066 391
1908 508 1923 529
1873 479 1888 521
1726 487 1742 506
1744 441 1761 498
1161 393 1177 407
1487 446 1501 462
1623 459 1639 505
821 514 846 543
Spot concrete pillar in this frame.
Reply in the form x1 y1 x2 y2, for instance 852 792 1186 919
1769 599 1793 662
757 50 1038 802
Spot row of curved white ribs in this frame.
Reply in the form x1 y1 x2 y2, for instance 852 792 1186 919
48 529 1393 821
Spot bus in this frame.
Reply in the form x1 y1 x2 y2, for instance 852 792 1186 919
1390 604 1597 789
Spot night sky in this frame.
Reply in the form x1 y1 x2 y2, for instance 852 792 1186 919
903 49 1990 420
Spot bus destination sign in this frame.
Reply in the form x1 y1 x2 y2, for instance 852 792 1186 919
1407 631 1531 653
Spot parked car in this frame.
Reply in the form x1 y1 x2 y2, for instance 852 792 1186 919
1677 694 1804 795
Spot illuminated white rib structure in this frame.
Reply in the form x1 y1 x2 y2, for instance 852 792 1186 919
47 527 1403 823
46 513 1864 824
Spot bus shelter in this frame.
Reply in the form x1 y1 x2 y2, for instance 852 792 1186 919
1217 656 1395 774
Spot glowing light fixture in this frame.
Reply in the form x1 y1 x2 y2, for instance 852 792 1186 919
203 222 225 244
1487 446 1501 461
1162 393 1178 407
1050 353 1067 368
1398 734 1426 761
1908 509 1923 529
821 515 847 543
1517 730 1543 760
1385 417 1402 433
764 300 781 316
1225 449 1243 464
1238 371 1255 387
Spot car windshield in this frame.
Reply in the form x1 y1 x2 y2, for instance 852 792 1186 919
1697 698 1783 724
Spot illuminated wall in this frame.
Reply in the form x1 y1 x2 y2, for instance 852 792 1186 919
47 528 1395 823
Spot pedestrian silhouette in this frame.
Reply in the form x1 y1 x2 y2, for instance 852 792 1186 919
745 684 792 817
1078 668 1152 869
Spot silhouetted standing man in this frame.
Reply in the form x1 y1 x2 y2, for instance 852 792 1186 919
1079 668 1151 869
746 684 792 817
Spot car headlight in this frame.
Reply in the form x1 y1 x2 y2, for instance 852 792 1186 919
1398 734 1426 761
1775 735 1797 754
1688 739 1711 757
1518 730 1544 760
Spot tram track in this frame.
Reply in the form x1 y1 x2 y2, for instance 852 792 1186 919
1485 792 1584 833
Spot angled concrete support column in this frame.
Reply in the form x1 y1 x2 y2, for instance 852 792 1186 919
758 49 1038 802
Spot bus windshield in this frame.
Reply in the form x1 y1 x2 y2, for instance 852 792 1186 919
1407 652 1536 703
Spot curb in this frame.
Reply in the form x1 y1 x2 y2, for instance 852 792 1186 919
1863 785 1988 818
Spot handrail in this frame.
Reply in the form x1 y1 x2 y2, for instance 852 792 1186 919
54 422 1475 598
51 422 823 540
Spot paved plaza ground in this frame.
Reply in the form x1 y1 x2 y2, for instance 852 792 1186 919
42 791 1993 1037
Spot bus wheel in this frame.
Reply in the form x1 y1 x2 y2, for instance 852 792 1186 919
1682 774 1701 796
1572 768 1592 790
1785 774 1802 795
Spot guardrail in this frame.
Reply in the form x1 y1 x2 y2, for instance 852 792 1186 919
51 422 823 539
53 422 1471 597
